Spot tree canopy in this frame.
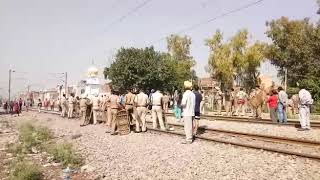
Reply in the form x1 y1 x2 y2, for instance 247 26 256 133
104 46 193 91
265 17 320 100
167 34 197 83
205 29 266 90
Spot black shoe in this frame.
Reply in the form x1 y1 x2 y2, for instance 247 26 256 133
110 132 118 135
134 131 141 133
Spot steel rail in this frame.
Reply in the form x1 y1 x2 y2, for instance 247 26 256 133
148 124 320 161
165 113 320 128
29 109 320 160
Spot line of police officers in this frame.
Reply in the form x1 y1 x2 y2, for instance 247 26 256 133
75 88 156 135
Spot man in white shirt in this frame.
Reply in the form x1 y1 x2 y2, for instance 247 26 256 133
60 94 67 117
134 89 150 132
181 81 196 144
151 90 165 130
298 87 313 131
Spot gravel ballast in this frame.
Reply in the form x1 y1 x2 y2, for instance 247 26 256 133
7 112 320 180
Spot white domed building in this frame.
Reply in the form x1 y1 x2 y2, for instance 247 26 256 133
74 65 111 98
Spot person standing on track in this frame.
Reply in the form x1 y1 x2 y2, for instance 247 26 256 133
80 94 92 127
18 98 23 113
37 98 42 113
162 92 170 113
125 89 136 128
67 94 76 119
193 85 202 135
278 86 288 123
173 90 183 122
108 90 121 135
267 89 279 123
200 91 205 114
181 81 195 144
235 88 248 117
92 94 100 125
60 94 67 117
151 89 165 130
298 86 313 131
134 89 149 133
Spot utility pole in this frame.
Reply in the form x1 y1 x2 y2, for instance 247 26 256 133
8 70 11 102
284 68 288 92
8 69 14 102
27 85 30 99
64 72 68 97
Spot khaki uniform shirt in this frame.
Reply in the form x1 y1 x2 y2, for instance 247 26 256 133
80 98 90 111
109 95 120 109
61 97 67 107
134 92 149 107
125 92 135 105
162 95 170 103
68 96 75 107
92 96 100 110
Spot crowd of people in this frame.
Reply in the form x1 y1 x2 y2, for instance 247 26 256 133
1 81 315 142
1 98 31 116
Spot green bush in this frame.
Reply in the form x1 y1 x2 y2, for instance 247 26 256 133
49 142 84 168
6 143 25 156
9 160 42 180
18 122 53 152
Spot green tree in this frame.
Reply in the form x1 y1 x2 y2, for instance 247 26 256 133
166 34 197 83
167 34 193 62
205 29 265 90
104 47 189 91
265 17 320 100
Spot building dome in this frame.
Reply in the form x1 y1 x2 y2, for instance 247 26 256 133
87 66 99 77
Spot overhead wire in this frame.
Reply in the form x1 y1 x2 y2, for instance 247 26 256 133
149 0 265 45
104 0 153 31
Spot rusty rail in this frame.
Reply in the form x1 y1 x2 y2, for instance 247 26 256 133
29 109 320 160
148 124 320 160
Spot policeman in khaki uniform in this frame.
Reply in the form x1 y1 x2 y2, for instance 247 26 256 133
92 95 100 125
124 89 136 125
134 89 149 132
67 94 76 118
80 94 92 126
107 90 121 135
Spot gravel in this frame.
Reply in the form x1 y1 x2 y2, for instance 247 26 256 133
160 115 320 142
6 112 320 180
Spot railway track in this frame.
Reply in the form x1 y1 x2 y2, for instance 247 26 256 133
29 108 320 128
29 109 320 160
148 122 320 160
165 112 320 128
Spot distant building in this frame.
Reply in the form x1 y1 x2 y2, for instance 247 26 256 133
199 77 218 90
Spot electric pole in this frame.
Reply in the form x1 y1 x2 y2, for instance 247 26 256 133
64 72 68 97
8 69 14 102
284 68 287 92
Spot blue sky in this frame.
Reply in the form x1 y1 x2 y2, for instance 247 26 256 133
0 0 318 97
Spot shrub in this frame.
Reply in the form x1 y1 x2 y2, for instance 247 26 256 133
9 160 42 180
18 122 53 152
49 142 84 168
6 143 25 156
